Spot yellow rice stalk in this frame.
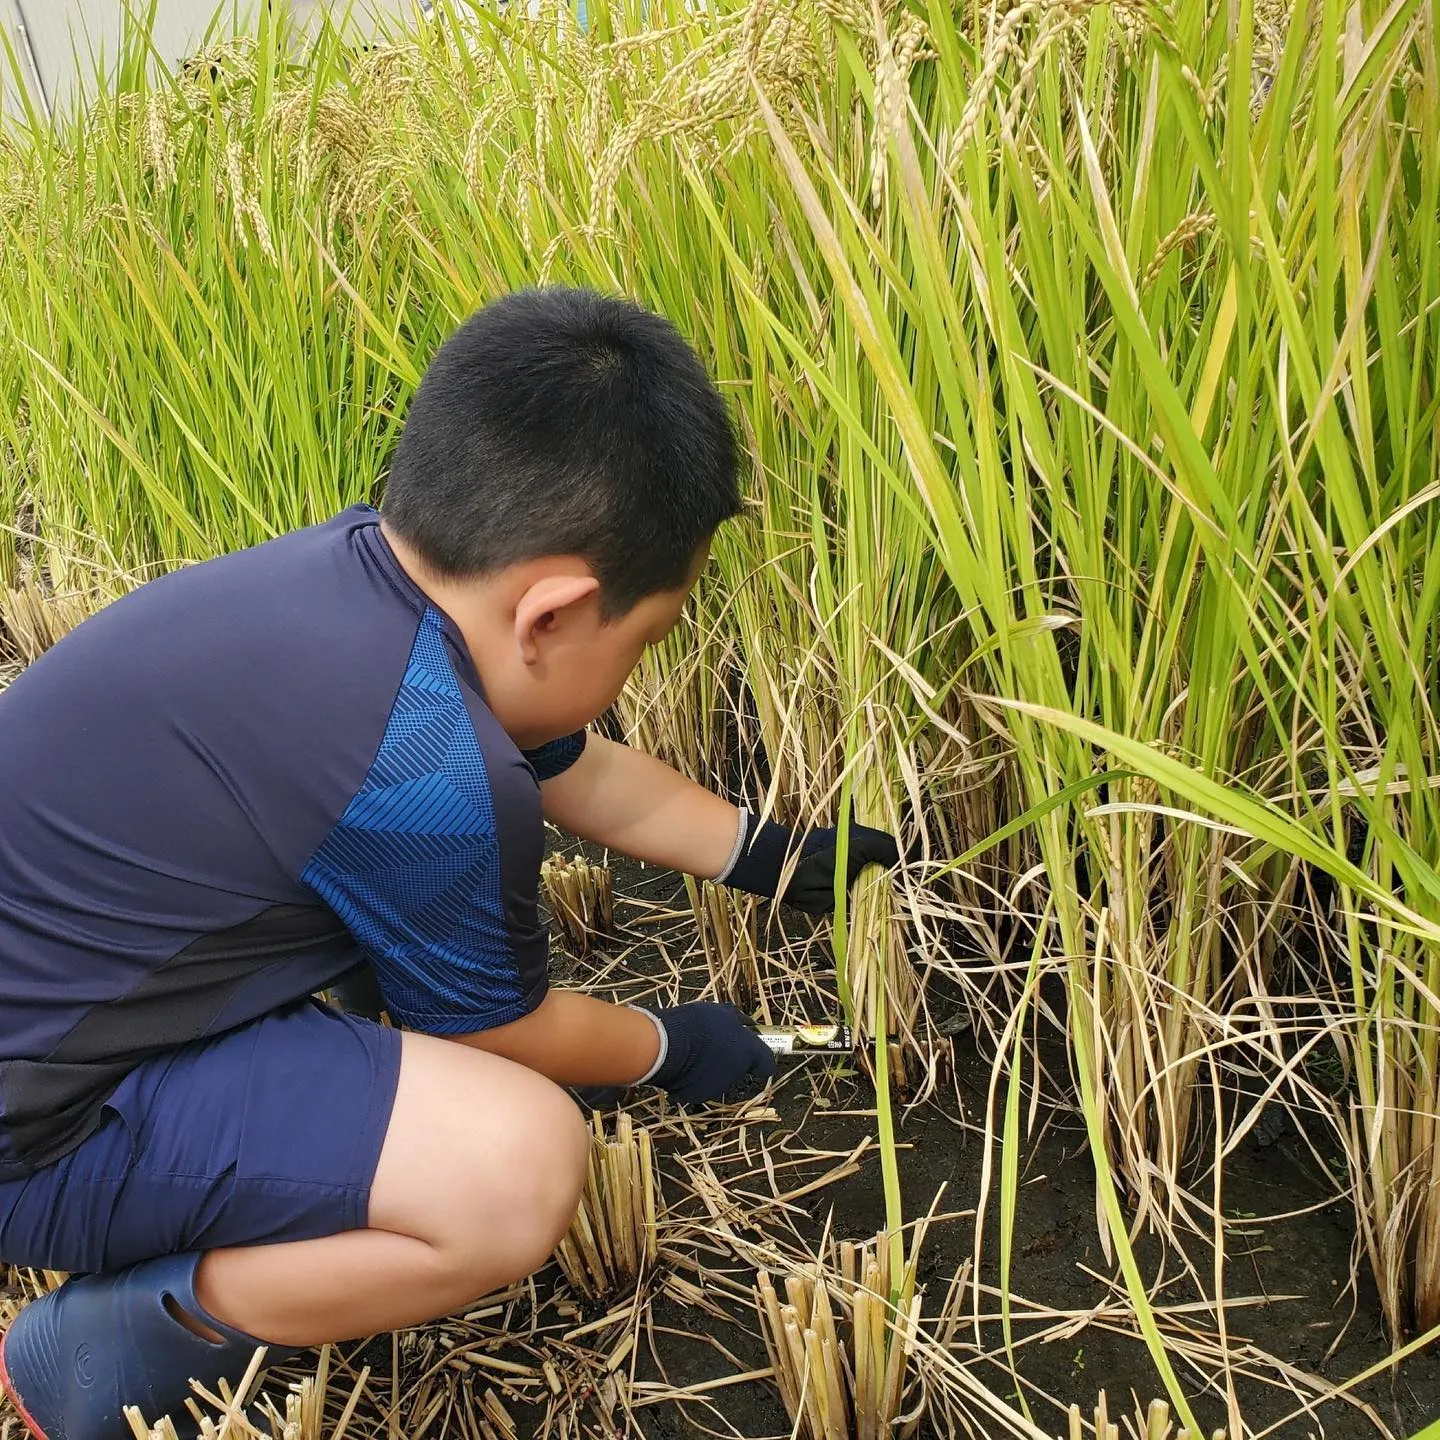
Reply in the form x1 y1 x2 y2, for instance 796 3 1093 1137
754 1228 928 1440
844 864 922 1094
0 581 94 663
119 1342 376 1440
8 1265 67 1296
555 1112 658 1300
682 874 764 1017
1063 1393 1229 1440
611 609 734 787
540 853 615 956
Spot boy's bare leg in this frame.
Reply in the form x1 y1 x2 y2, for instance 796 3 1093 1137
193 1031 590 1345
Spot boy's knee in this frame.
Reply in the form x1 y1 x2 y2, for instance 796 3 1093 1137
519 1092 589 1242
496 1084 589 1261
371 1035 592 1292
446 1082 589 1287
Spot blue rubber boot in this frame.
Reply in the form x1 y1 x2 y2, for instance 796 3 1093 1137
0 1253 298 1439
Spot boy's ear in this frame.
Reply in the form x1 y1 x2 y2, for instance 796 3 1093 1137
514 573 602 663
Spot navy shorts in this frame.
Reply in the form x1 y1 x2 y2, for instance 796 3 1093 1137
0 1000 402 1274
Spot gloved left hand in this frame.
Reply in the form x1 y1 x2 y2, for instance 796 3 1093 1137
717 812 901 915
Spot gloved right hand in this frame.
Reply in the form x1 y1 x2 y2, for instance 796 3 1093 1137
718 812 902 915
639 1003 776 1106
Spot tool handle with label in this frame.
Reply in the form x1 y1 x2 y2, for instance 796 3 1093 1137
755 1023 853 1057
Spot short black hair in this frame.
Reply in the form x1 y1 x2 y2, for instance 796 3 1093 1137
382 288 741 616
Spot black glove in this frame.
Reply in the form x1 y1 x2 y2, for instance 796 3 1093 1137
719 813 901 915
640 1003 776 1105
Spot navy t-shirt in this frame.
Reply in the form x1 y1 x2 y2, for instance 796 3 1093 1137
0 507 585 1178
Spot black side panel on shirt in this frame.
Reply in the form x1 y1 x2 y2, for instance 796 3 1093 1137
0 904 353 1176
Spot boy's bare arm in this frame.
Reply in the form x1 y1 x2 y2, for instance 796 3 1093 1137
454 990 773 1102
537 734 740 879
455 989 660 1086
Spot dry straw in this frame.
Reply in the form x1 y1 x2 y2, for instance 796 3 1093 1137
1066 1393 1229 1440
541 853 615 956
683 874 764 1015
0 581 93 664
555 1111 658 1301
120 1344 379 1440
755 1228 926 1440
0 1266 68 1329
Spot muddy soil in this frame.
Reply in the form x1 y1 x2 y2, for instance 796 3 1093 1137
539 852 1440 1440
3 844 1437 1440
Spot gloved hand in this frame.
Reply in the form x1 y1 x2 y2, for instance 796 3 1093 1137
717 812 901 915
638 1003 776 1105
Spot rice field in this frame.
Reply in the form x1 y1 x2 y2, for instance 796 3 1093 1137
2 0 1439 1435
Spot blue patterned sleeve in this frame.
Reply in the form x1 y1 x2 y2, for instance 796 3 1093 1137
301 611 549 1034
522 730 587 781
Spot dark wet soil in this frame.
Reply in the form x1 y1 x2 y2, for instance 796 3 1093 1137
4 843 1438 1440
548 850 1440 1440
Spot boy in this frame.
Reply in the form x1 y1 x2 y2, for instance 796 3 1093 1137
0 288 898 1440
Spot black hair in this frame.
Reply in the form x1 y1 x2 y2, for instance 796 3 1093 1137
381 287 741 616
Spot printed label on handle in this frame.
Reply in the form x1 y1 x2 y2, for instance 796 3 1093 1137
756 1023 853 1056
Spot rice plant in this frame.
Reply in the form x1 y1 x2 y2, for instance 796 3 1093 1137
751 0 1440 1343
754 1230 928 1440
683 874 764 1013
2 0 1438 1419
541 852 616 956
554 1111 658 1300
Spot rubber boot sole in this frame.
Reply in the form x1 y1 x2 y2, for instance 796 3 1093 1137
0 1325 51 1440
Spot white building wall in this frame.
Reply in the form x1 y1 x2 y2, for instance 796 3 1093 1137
1 1 423 121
